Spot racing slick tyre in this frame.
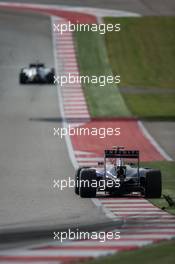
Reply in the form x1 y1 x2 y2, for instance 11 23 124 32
79 169 97 198
47 74 54 84
145 170 162 198
19 73 26 84
75 167 90 195
47 68 55 84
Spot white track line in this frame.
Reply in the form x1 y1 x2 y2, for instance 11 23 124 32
138 121 173 161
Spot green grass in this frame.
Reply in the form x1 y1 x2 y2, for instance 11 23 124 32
104 16 175 119
74 17 175 118
123 94 175 119
74 30 131 117
78 240 175 264
105 16 175 89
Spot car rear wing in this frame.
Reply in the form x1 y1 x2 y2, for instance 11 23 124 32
103 149 140 186
105 149 139 159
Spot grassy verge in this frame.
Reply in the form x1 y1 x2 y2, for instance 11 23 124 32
74 30 130 117
74 17 175 118
104 16 175 119
123 94 175 120
78 240 175 264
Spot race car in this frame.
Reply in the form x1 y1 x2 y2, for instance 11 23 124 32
75 146 162 198
19 63 55 84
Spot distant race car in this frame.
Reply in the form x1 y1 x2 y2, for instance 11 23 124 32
19 63 55 84
75 146 162 198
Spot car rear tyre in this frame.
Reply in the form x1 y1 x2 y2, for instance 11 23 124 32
19 73 26 84
74 167 89 195
79 169 97 198
47 73 54 84
75 168 81 195
47 69 55 84
145 170 162 198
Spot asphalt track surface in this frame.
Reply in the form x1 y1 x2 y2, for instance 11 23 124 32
1 0 175 15
0 2 174 264
0 9 107 233
0 0 174 234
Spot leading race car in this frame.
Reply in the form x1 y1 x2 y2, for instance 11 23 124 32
75 146 162 198
19 63 55 84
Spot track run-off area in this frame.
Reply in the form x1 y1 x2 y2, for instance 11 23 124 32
0 2 174 264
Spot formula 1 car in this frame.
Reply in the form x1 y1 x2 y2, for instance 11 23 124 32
75 147 162 198
19 63 55 84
